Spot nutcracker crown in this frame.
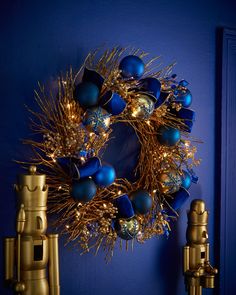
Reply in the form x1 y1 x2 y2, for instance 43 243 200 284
187 199 208 226
14 166 48 209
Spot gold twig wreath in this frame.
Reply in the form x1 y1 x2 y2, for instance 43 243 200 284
23 47 200 260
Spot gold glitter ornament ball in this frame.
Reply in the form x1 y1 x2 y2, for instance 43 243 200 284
114 217 140 240
158 169 182 194
82 106 111 134
130 93 155 119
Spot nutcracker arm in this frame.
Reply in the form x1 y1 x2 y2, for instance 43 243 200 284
183 246 190 273
4 237 15 284
48 234 60 295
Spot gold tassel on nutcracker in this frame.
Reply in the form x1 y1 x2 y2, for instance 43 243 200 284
4 166 60 295
183 199 218 295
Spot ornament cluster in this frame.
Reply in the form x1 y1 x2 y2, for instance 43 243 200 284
25 48 200 259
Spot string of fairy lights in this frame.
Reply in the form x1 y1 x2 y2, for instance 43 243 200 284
23 47 200 260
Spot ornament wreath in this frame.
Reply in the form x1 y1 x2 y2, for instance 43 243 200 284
23 47 200 260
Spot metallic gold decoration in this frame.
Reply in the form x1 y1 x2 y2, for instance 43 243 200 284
19 47 200 260
130 93 155 119
4 166 60 295
115 217 140 240
183 199 218 295
158 169 182 194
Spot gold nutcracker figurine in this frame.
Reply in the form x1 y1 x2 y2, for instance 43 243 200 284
4 166 60 295
183 199 218 295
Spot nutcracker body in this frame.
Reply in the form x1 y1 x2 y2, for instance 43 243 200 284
183 199 217 295
4 166 60 295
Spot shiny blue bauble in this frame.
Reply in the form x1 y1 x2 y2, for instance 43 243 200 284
157 125 181 146
119 55 145 79
71 178 97 203
181 170 192 190
130 190 153 215
74 82 99 108
93 164 116 187
175 89 192 108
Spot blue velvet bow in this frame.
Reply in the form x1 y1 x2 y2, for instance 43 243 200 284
113 194 135 219
82 68 126 115
57 156 102 180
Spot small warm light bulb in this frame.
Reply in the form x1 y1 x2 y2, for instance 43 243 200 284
118 190 122 195
153 189 157 193
147 120 151 125
103 203 107 208
65 225 70 229
58 186 62 190
89 132 94 137
163 152 168 158
71 115 75 119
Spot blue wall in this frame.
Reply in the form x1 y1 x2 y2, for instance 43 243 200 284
1 1 236 294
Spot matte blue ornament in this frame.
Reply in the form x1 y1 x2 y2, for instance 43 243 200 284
181 170 192 190
130 189 153 215
100 91 126 115
82 67 104 91
71 178 97 203
175 89 192 108
114 194 135 218
157 125 181 146
119 55 145 79
83 107 111 134
93 164 116 187
74 82 99 108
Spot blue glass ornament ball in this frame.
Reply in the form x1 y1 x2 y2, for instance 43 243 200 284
175 89 192 108
71 178 97 203
181 170 192 190
74 82 99 108
93 164 116 187
130 190 153 215
119 55 145 79
157 125 181 146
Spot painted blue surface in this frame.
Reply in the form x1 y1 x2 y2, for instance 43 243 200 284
0 1 236 294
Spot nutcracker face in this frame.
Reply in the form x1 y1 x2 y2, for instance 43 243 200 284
187 225 208 245
22 210 47 235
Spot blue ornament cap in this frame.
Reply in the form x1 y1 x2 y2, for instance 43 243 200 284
174 89 192 108
138 77 161 101
157 125 181 146
100 90 126 115
181 170 192 190
129 189 153 215
82 67 104 91
71 178 97 203
75 157 102 179
169 188 190 211
74 81 99 108
119 55 145 79
114 194 135 218
170 108 195 132
93 164 116 187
